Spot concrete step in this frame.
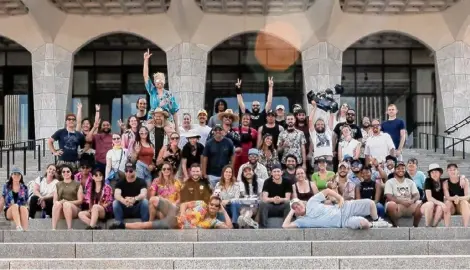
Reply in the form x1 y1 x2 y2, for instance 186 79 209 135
2 255 470 269
1 255 468 269
3 227 470 243
0 240 470 258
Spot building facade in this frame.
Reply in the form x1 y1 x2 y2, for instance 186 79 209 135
0 0 468 144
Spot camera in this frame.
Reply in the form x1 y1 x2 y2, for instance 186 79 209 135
307 84 344 113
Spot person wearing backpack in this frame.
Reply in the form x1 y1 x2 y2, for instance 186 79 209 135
28 164 59 219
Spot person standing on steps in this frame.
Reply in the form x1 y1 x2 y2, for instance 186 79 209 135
381 104 406 161
143 49 179 130
236 77 274 130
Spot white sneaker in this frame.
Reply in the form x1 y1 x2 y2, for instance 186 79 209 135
372 219 392 228
243 216 259 229
15 226 23 231
237 216 246 228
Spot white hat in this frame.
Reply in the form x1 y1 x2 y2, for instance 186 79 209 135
290 198 302 209
428 163 443 174
185 130 201 139
276 105 285 110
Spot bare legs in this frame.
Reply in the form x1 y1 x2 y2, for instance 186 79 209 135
7 204 29 231
52 201 79 230
78 204 106 227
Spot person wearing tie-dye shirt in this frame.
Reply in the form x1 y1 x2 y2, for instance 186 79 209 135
143 49 179 129
177 196 232 229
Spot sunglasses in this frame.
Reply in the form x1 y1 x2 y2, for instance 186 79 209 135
170 137 180 140
112 137 121 140
67 118 76 121
162 167 172 171
62 170 71 174
125 169 134 173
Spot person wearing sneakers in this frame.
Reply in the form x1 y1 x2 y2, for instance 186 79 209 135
420 164 450 227
384 161 422 227
1 168 29 231
282 188 391 229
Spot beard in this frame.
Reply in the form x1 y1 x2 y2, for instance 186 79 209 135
362 123 370 128
287 122 295 128
346 118 354 124
315 127 325 133
102 128 111 134
252 108 260 114
287 165 295 170
339 172 348 177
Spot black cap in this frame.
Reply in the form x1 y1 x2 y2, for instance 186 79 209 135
213 124 223 130
386 155 397 164
351 159 363 168
294 109 306 115
125 162 136 170
447 163 458 169
314 156 327 164
271 163 283 171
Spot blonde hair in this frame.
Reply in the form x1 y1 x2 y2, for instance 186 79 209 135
153 72 166 83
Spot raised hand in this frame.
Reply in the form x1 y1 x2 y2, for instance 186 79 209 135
144 49 152 60
95 104 100 111
118 119 124 128
268 77 274 88
93 119 100 129
76 102 82 110
235 78 242 89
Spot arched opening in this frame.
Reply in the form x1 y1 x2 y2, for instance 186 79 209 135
0 36 32 142
341 32 435 142
205 32 302 115
73 33 165 133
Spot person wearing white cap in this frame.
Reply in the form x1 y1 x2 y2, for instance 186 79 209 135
237 148 269 183
282 188 391 229
275 105 287 128
235 77 274 130
420 164 451 227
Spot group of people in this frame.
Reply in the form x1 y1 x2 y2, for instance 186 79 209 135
1 49 468 231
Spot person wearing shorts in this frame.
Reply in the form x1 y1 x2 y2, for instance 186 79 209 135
384 161 422 227
282 188 391 229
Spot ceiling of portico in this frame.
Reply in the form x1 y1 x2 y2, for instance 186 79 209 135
194 0 316 15
0 0 28 16
47 0 171 15
350 32 425 48
340 0 460 14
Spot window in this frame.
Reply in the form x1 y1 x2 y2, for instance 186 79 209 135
73 70 89 95
96 51 121 65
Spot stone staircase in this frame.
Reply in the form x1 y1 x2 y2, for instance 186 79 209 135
0 228 467 269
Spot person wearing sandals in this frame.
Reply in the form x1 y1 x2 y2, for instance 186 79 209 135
1 168 29 231
421 164 451 227
105 133 128 190
78 169 113 229
29 164 59 219
238 165 263 228
52 165 84 230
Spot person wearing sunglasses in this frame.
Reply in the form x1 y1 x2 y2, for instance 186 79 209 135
105 133 128 189
52 165 84 230
156 132 181 172
110 163 149 229
48 113 86 172
148 162 181 220
1 168 29 231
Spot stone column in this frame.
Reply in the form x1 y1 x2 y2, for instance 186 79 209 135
166 43 208 121
301 42 343 118
435 41 470 140
31 43 73 140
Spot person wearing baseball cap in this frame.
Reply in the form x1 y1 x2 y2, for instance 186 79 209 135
235 77 274 130
236 148 269 182
283 187 391 229
258 163 292 228
420 163 450 227
384 160 422 227
257 107 284 149
275 105 287 128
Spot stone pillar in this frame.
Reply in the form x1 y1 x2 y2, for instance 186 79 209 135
166 43 208 121
435 41 470 140
31 43 73 140
301 42 343 118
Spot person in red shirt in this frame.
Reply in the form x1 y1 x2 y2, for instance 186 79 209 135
86 120 113 172
233 113 258 176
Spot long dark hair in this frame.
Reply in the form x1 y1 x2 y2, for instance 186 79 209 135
241 170 259 195
7 173 25 190
214 99 227 114
90 169 105 206
134 126 153 149
126 115 139 130
260 133 275 153
59 164 75 182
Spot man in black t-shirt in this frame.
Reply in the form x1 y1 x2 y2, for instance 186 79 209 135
235 77 274 130
110 163 149 227
259 164 292 228
181 131 204 179
356 166 385 218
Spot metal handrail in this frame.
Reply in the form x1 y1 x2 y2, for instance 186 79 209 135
0 138 49 177
419 132 470 159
